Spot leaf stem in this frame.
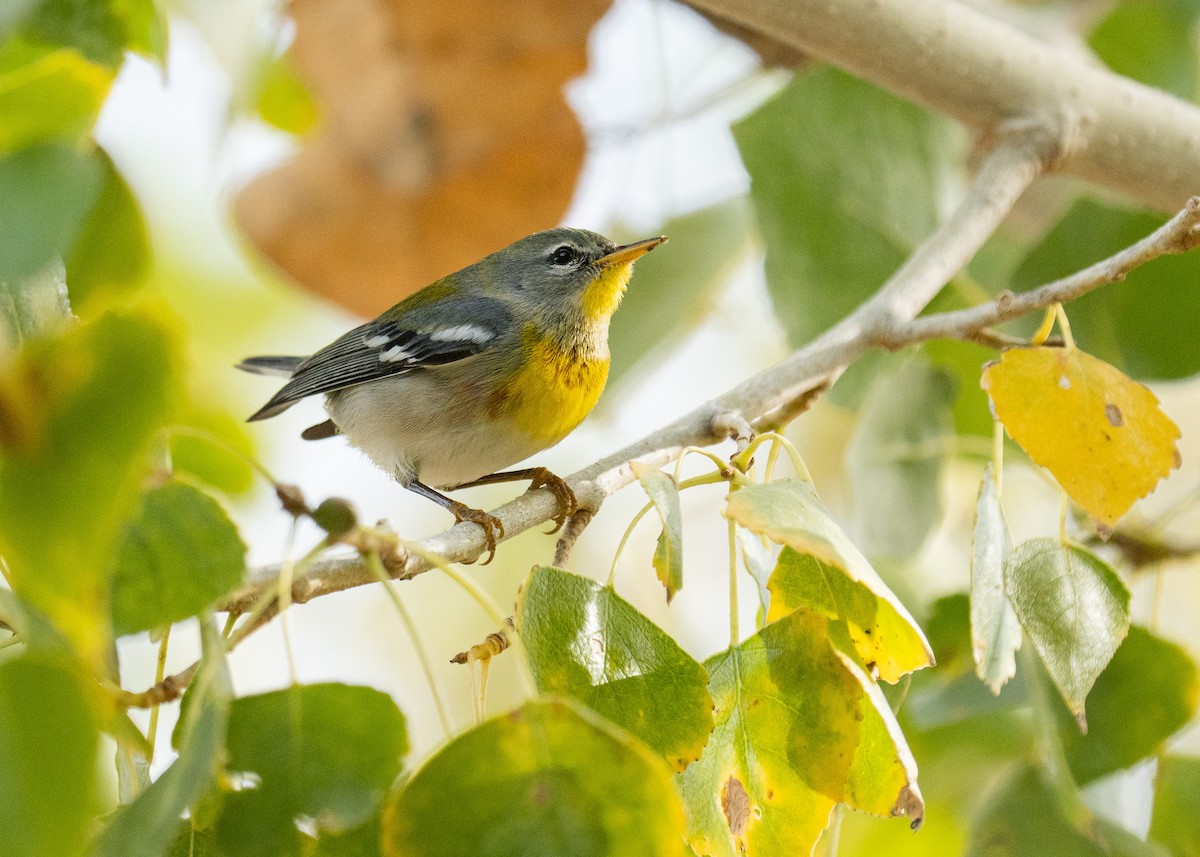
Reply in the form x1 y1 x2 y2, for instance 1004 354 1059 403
398 538 536 694
364 551 453 741
728 514 740 647
608 502 654 587
278 518 300 685
0 633 24 651
145 625 171 762
1054 304 1076 349
736 431 811 482
1017 644 1087 825
1031 306 1057 345
992 420 1005 496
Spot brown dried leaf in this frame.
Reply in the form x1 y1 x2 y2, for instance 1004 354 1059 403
236 0 609 315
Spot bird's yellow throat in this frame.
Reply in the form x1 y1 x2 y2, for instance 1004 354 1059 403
582 261 635 321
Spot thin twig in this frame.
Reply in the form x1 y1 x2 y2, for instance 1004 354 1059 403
901 198 1200 344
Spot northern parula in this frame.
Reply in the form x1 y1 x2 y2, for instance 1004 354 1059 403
238 228 666 561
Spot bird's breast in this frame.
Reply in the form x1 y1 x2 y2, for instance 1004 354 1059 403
489 325 609 445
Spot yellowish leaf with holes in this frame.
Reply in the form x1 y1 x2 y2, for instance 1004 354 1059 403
982 347 1180 528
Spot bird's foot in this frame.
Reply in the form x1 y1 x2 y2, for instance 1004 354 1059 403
526 467 578 534
449 502 505 565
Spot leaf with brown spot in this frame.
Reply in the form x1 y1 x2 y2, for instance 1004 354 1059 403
982 346 1181 528
236 0 609 316
678 609 923 856
722 777 750 840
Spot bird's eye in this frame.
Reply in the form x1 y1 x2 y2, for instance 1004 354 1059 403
550 245 578 266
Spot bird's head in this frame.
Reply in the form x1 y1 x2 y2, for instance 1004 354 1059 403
483 227 666 326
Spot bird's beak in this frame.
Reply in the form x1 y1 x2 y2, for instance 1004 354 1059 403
596 236 667 268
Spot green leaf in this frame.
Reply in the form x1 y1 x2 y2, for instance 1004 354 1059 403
1055 626 1198 785
1004 538 1130 726
0 0 42 36
93 618 231 857
255 50 318 135
0 39 113 153
312 815 383 857
111 0 168 63
1089 0 1200 100
0 143 104 282
1011 199 1200 380
1151 756 1200 857
110 481 247 636
0 588 73 657
168 404 258 496
0 308 180 661
0 259 72 354
737 528 776 626
216 683 408 856
967 766 1169 857
679 609 924 857
381 697 690 857
64 148 151 310
606 198 754 393
767 547 933 688
18 0 163 68
630 461 684 601
970 464 1021 694
845 355 955 561
165 823 219 857
725 479 933 681
0 654 100 857
733 66 963 406
516 566 713 772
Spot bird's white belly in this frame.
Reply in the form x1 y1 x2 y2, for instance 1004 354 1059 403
325 373 549 488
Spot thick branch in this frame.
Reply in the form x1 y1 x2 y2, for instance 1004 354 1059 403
685 0 1200 213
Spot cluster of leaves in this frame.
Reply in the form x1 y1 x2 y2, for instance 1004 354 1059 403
3 3 1200 857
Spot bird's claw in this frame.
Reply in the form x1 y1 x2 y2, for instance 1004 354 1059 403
529 469 578 535
452 505 505 565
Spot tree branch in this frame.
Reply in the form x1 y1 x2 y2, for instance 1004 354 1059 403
684 0 1200 213
898 197 1200 345
129 136 1200 709
221 133 1050 618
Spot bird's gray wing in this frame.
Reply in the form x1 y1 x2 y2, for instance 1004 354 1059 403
246 298 512 421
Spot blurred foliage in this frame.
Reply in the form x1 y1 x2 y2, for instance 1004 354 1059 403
64 147 151 310
605 198 754 395
845 355 956 562
1089 0 1200 100
253 49 318 137
1011 200 1200 380
94 619 230 857
733 66 965 405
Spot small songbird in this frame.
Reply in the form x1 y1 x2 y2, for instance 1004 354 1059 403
238 228 666 561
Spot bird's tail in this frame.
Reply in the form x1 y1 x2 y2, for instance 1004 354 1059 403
235 355 306 377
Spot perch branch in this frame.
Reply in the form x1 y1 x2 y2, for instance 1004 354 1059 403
127 143 1200 709
220 131 1049 610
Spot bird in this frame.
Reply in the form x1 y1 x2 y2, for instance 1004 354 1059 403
238 227 666 562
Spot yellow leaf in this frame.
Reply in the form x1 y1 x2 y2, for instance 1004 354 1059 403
982 347 1180 527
